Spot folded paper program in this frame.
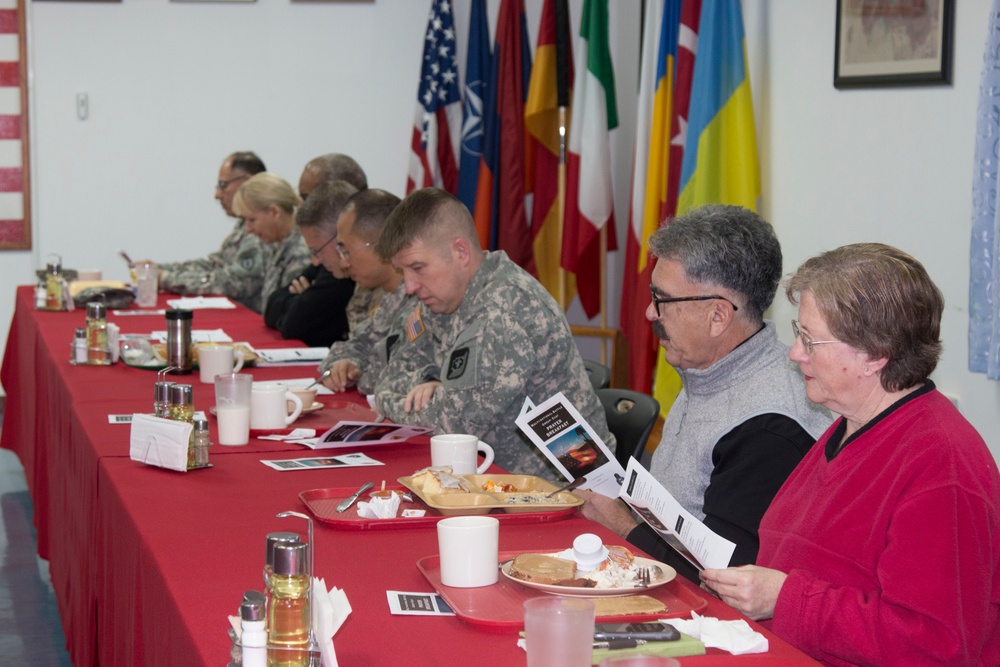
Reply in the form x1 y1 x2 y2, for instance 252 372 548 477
129 413 193 472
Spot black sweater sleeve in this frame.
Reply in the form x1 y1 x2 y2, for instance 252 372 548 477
263 265 355 348
626 413 816 584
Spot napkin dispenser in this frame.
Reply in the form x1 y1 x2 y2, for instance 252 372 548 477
129 413 193 472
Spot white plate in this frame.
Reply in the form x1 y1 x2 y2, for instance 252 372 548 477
500 555 675 597
301 402 323 415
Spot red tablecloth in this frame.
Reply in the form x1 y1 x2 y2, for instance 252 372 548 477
0 285 362 666
1 285 820 667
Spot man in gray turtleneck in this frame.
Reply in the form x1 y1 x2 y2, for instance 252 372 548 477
582 205 832 584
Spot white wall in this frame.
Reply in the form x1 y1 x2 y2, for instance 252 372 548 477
742 0 1000 463
3 0 997 461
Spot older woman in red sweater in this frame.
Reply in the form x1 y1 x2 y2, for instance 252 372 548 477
701 243 1000 666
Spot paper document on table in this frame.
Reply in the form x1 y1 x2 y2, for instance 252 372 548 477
619 458 736 571
165 296 236 309
291 421 432 449
515 392 625 497
149 329 233 343
254 347 329 366
260 452 383 471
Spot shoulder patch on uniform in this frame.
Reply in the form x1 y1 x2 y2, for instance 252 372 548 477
446 347 470 380
406 307 426 342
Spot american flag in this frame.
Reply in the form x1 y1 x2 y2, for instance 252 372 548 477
406 0 462 195
406 306 426 342
0 1 28 249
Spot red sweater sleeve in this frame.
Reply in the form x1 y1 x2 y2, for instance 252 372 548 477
772 483 999 666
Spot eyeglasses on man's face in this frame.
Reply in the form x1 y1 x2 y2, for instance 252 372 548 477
310 235 337 258
648 285 739 318
216 173 250 191
336 240 373 261
791 320 842 355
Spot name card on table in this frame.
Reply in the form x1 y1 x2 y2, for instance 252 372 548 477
129 414 192 472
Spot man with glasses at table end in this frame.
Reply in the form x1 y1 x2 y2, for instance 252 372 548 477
317 188 438 398
263 179 359 346
264 153 373 345
370 187 614 481
581 204 832 584
158 151 269 312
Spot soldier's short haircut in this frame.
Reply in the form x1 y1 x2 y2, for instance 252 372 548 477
375 187 477 261
296 180 359 234
304 153 368 191
343 189 401 242
228 151 266 176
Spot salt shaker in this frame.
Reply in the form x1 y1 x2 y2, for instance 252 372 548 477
74 328 88 363
165 309 193 374
192 417 211 468
240 591 267 667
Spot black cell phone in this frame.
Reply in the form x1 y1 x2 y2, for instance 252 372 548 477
593 622 680 642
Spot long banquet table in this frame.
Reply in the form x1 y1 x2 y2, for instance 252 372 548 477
1 285 820 666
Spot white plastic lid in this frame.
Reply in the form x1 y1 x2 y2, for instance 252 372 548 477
572 533 609 571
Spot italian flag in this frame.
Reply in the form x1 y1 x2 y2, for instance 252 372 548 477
561 0 617 319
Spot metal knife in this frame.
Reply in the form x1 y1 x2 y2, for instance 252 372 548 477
336 482 374 513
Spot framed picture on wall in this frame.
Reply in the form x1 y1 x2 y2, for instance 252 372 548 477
834 0 954 88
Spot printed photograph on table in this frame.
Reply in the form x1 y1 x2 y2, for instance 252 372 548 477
834 0 953 87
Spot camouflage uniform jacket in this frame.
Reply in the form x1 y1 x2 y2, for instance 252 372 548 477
319 282 436 395
259 227 312 310
374 251 613 480
346 286 379 333
159 220 268 313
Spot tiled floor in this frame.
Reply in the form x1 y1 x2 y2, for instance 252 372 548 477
0 399 73 666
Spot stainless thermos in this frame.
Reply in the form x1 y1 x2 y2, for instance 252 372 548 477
165 309 193 374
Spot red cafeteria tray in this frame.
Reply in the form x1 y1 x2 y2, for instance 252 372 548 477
299 486 579 530
416 551 709 632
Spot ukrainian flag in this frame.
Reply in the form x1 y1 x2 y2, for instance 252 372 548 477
653 0 760 414
677 0 759 212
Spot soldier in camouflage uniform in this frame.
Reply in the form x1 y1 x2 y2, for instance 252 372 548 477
346 286 378 333
270 154 372 344
319 189 436 395
159 151 269 313
233 173 311 308
373 188 614 481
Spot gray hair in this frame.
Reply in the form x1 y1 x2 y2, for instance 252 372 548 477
304 153 368 191
649 204 782 322
296 180 358 233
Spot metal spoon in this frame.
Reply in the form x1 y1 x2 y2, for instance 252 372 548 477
305 369 332 390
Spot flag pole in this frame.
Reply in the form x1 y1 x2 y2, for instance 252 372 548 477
599 224 608 365
557 109 568 309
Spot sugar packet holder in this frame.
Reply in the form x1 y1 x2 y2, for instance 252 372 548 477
129 413 192 472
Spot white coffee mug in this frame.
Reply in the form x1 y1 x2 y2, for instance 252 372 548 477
430 434 495 475
199 344 245 384
437 516 499 588
250 383 303 430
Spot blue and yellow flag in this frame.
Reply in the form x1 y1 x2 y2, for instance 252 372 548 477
653 0 759 413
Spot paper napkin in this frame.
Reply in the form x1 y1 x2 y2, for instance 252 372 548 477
662 612 768 655
129 414 192 472
313 577 352 667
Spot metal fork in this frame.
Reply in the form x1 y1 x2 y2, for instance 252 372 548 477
634 566 651 588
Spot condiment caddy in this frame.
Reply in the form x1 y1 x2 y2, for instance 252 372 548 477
69 302 119 366
35 253 73 312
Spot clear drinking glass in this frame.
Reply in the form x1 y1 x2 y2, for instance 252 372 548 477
524 597 595 667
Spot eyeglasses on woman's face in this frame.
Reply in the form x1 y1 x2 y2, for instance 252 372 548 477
791 319 843 355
